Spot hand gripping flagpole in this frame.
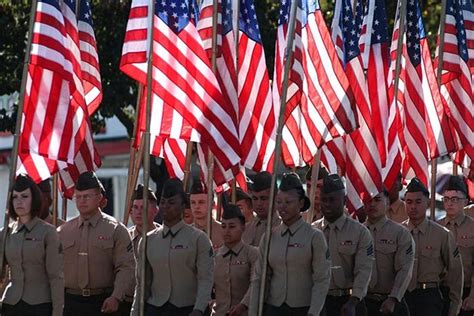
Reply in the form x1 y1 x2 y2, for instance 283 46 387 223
307 150 321 223
257 0 299 315
0 0 39 279
431 0 448 217
138 0 155 314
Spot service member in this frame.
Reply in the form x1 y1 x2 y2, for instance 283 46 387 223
213 204 258 316
37 179 65 226
364 190 415 316
242 172 281 247
235 187 254 223
313 174 374 316
387 173 408 223
250 173 331 316
305 165 328 222
58 171 135 316
402 177 463 316
1 174 64 316
131 178 214 316
438 175 474 315
190 179 224 249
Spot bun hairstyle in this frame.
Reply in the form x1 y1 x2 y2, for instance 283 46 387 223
9 174 42 220
278 172 311 212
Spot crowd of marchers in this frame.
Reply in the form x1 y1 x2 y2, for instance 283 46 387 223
1 167 474 316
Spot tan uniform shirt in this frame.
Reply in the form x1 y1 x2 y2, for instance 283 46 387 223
366 217 414 301
2 217 64 316
314 214 374 299
213 241 258 316
242 214 281 247
464 204 474 219
439 213 474 293
44 214 66 227
58 211 135 301
250 217 331 316
131 220 214 314
388 199 407 224
403 218 463 315
194 218 224 250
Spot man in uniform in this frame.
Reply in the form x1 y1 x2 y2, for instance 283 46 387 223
305 165 328 222
242 172 281 247
235 187 254 223
58 171 135 316
364 190 415 315
313 174 374 316
38 179 65 226
190 179 224 249
387 173 408 223
402 177 463 316
213 204 258 316
438 175 474 315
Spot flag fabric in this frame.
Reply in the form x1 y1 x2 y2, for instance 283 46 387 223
274 0 358 168
120 0 241 177
437 0 474 179
18 0 100 192
330 0 382 212
388 0 457 186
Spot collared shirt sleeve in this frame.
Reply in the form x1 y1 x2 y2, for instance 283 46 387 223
444 229 464 315
352 225 374 299
309 229 331 316
111 223 136 301
194 232 214 312
45 226 64 316
240 245 259 308
390 228 415 301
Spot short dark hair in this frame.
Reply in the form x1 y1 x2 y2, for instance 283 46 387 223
9 175 42 220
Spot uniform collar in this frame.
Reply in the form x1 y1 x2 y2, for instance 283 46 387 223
79 211 101 228
407 217 429 234
367 216 388 232
194 218 218 232
256 214 280 226
281 216 304 236
131 222 160 240
163 220 185 238
446 212 466 227
221 241 244 257
14 216 40 233
322 213 347 231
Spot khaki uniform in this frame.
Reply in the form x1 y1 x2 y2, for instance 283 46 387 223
314 214 374 300
403 218 463 315
465 204 474 218
213 241 258 316
2 217 64 316
194 218 224 250
366 217 414 300
131 220 214 314
250 217 331 315
388 199 407 224
57 211 135 301
44 214 66 227
439 214 474 298
128 222 161 260
242 214 281 247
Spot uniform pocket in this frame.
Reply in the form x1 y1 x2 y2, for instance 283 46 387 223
420 247 440 258
377 244 397 254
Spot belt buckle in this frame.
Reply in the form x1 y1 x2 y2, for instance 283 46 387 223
422 283 427 290
82 289 91 297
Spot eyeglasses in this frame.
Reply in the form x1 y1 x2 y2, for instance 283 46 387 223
442 196 465 203
73 193 100 201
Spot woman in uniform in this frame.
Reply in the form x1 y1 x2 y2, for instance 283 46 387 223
2 174 64 316
249 172 331 316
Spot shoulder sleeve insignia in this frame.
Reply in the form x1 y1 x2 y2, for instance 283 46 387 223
209 247 214 258
367 243 374 257
453 247 460 258
127 242 133 253
406 244 413 255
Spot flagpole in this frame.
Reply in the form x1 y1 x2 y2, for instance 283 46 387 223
430 0 448 217
52 174 59 226
0 0 39 278
138 0 155 314
183 141 194 192
257 0 298 314
123 84 143 225
62 197 68 221
307 150 321 223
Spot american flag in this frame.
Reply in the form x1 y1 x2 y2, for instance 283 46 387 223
388 0 457 186
330 0 382 212
18 0 100 193
274 0 358 168
120 0 241 178
437 0 474 179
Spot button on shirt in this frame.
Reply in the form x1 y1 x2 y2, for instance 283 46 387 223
439 213 474 292
131 220 214 314
57 211 135 301
313 214 374 300
213 241 258 316
366 216 414 301
2 217 64 316
250 217 331 316
242 214 281 247
403 217 463 315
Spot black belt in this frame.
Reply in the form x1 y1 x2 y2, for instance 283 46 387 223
65 288 113 297
327 288 353 297
415 282 439 290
